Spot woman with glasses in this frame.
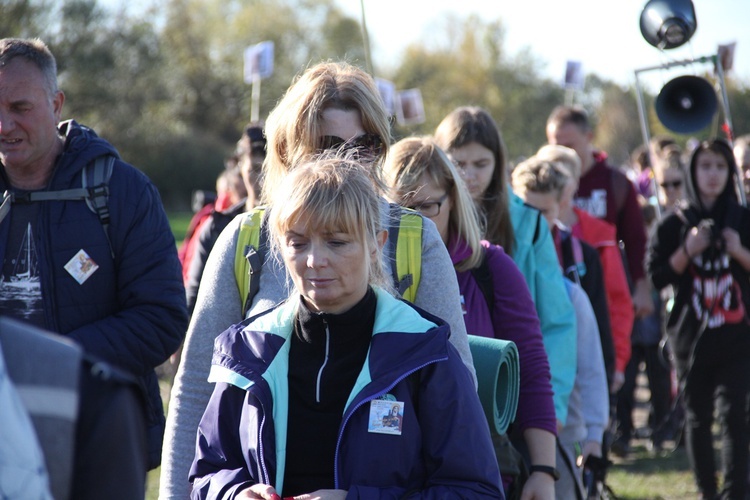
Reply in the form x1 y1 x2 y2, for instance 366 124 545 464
434 106 577 439
653 144 686 210
384 136 557 500
161 62 475 499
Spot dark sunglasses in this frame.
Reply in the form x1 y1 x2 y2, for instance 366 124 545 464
659 180 683 189
319 133 384 157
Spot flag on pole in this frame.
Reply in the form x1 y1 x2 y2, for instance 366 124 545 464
395 88 425 126
244 41 275 83
564 60 584 89
375 77 396 116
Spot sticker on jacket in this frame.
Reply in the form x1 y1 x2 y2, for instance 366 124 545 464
64 249 99 284
368 400 404 435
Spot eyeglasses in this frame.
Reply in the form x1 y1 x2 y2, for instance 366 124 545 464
659 180 683 189
319 133 384 157
406 193 448 218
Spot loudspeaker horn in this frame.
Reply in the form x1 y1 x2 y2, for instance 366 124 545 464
655 75 718 134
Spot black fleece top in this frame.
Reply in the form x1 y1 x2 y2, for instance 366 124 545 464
282 287 376 496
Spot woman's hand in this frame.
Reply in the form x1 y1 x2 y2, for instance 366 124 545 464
722 228 743 257
520 470 555 500
684 224 712 258
581 440 602 464
237 487 348 500
236 484 280 499
286 490 348 500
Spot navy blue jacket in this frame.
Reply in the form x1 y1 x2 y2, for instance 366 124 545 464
190 288 503 499
0 120 188 466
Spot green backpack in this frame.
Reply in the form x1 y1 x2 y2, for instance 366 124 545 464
233 204 424 316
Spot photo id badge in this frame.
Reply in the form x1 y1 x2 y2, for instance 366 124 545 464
368 399 404 435
64 249 99 284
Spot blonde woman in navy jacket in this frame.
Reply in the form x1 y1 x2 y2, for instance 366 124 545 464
190 156 503 499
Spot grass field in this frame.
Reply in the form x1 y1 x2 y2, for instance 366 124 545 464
169 211 194 244
607 441 697 499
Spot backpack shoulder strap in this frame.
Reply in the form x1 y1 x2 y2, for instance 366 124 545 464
560 231 586 285
388 206 423 303
470 247 495 317
82 155 115 258
234 207 267 317
14 155 116 258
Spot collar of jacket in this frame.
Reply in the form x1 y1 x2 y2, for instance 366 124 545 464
208 287 448 397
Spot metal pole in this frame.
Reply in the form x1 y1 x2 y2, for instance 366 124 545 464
251 75 261 123
633 70 661 218
633 55 714 75
633 71 651 150
359 0 374 76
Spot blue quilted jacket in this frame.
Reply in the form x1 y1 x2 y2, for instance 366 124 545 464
0 120 188 466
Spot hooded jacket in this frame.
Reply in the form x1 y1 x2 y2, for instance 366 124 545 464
648 144 750 362
508 190 577 423
0 120 188 466
190 288 503 499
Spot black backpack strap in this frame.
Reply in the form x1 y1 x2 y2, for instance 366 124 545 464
82 156 115 259
0 156 116 258
470 248 495 318
559 232 582 285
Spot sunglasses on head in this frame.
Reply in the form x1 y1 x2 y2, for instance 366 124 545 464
659 180 682 189
319 133 384 157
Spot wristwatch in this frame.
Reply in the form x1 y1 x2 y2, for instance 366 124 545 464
529 464 560 481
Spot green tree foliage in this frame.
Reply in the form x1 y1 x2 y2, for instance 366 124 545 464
0 0 53 38
388 14 564 164
726 78 750 138
582 75 644 167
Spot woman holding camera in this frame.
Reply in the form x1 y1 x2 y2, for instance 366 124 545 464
648 139 750 500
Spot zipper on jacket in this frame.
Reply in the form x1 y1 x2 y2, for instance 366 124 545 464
315 318 331 403
332 357 447 488
255 393 271 485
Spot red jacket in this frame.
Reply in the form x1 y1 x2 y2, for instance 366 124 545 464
572 207 634 373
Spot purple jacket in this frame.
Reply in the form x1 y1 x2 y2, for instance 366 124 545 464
190 289 503 499
452 238 557 434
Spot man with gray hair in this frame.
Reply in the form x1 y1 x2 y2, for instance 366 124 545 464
0 37 187 485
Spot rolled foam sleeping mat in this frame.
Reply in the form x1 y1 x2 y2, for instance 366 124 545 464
468 335 520 435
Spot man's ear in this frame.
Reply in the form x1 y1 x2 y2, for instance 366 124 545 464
52 90 65 122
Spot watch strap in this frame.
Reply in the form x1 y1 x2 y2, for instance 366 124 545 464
529 464 560 481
